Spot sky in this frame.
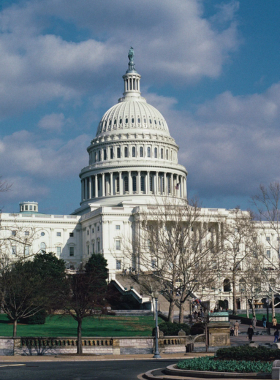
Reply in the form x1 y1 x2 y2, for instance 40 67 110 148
0 0 280 214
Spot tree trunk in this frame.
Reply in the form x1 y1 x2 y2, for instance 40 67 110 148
246 297 249 318
272 289 275 319
232 272 237 315
179 301 184 323
13 320 17 338
251 298 256 318
77 319 83 354
168 299 175 323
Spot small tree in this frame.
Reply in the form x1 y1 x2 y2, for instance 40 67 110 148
62 254 108 354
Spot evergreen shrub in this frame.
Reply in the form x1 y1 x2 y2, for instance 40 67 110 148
216 346 280 361
155 322 190 336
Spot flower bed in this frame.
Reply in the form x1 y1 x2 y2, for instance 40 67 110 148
177 357 272 374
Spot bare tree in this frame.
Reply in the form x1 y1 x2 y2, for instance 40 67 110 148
129 197 216 323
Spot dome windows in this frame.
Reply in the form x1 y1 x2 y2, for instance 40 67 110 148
138 118 140 123
132 117 134 124
154 120 157 125
120 119 122 124
110 148 114 159
132 146 136 157
117 147 121 158
161 148 164 159
147 147 151 157
144 119 146 124
154 147 158 158
125 118 128 124
103 149 107 160
140 147 143 157
124 147 128 157
114 119 116 125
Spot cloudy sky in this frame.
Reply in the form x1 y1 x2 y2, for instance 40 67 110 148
0 0 279 214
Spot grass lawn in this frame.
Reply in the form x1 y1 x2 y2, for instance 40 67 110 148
0 314 160 338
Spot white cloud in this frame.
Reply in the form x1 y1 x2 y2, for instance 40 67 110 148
38 113 65 132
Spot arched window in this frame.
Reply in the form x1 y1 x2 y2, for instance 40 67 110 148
140 147 143 157
154 147 157 158
117 147 121 158
94 152 97 162
124 147 128 158
166 150 168 160
223 279 231 292
110 148 113 159
161 148 164 159
103 149 107 160
147 147 151 157
40 242 46 254
124 176 128 192
132 147 136 157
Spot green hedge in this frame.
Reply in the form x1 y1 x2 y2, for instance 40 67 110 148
190 322 204 335
216 346 280 361
177 357 272 373
155 322 190 336
18 310 47 325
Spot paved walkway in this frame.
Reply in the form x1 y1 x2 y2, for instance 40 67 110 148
230 320 277 346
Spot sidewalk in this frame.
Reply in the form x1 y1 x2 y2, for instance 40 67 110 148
230 321 276 346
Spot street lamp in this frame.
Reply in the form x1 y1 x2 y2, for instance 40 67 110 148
265 297 270 335
152 291 161 359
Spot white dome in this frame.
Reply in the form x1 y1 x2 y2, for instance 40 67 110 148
96 97 170 137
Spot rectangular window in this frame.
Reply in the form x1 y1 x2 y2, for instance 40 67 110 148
266 236 270 241
151 259 156 269
24 246 29 256
24 231 29 236
103 149 107 160
69 247 74 256
11 230 16 236
12 245 16 255
117 147 121 158
57 232 61 237
98 150 101 161
110 148 114 159
140 147 143 157
56 246 61 256
147 147 151 157
25 205 28 211
267 250 271 258
69 232 74 237
132 147 136 157
116 259 122 270
161 148 163 159
116 225 120 230
116 239 121 250
154 147 157 158
97 240 100 252
87 245 90 255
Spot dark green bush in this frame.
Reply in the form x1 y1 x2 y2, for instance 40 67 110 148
155 322 190 336
18 309 47 325
177 357 272 373
216 346 280 361
190 322 204 335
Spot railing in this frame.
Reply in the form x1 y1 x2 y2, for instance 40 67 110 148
21 337 114 347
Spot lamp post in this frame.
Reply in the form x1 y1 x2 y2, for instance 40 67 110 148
152 291 161 359
266 297 270 335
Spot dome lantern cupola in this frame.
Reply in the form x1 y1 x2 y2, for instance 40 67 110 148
122 47 141 99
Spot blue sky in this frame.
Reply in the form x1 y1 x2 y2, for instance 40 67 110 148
0 0 280 214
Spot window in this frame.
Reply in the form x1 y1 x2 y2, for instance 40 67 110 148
267 250 271 258
92 241 95 254
98 150 101 161
25 205 28 211
161 148 163 159
41 232 45 236
124 176 128 192
92 228 95 233
97 240 100 252
154 147 157 158
151 259 156 269
120 118 122 124
69 232 74 237
24 246 29 256
29 205 32 210
12 245 16 255
133 176 137 192
87 245 90 255
124 147 128 157
94 152 97 162
140 147 143 157
117 147 121 158
147 147 151 157
132 117 134 123
87 230 89 235
69 246 74 256
116 240 121 250
132 146 136 157
97 226 99 232
57 232 61 237
56 247 61 256
40 242 46 253
166 150 168 159
266 236 270 241
110 148 113 159
25 231 29 236
116 176 119 193
141 175 145 192
11 230 16 236
138 118 140 123
125 118 128 124
103 149 107 160
116 260 122 270
34 206 37 211
116 225 120 230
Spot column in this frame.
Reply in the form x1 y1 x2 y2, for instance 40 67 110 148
88 177 92 199
128 171 132 195
110 172 113 195
138 171 141 193
119 171 123 195
155 172 159 194
164 172 167 195
102 173 105 197
95 175 98 198
147 171 150 194
145 172 148 194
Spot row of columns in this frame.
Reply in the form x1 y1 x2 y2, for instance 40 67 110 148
81 171 187 202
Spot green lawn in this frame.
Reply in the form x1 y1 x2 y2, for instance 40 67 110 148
0 314 159 338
